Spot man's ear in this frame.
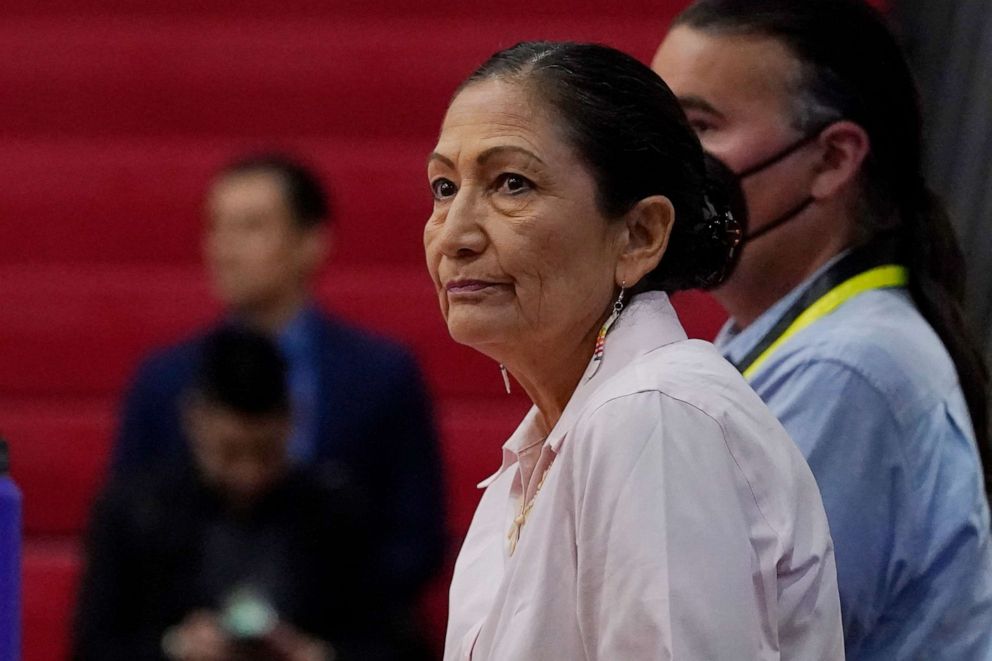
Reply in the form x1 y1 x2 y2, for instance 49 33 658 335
299 225 333 276
810 121 870 200
615 195 674 286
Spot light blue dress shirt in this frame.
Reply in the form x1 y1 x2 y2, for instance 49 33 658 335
716 256 992 660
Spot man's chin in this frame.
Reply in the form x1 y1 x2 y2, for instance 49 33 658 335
214 290 273 316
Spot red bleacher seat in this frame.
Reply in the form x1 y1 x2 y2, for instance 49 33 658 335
22 539 81 661
0 403 113 536
438 398 531 537
1 0 682 18
0 139 433 267
0 15 673 142
670 289 730 342
0 265 220 398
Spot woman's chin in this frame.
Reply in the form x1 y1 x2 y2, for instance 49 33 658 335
445 311 510 354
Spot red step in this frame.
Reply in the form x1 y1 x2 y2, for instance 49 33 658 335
1 0 688 19
1 401 113 535
439 398 531 538
0 15 676 141
0 138 434 267
22 537 81 661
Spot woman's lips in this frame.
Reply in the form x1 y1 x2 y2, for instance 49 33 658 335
445 279 507 295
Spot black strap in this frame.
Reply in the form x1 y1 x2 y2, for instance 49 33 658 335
745 196 816 242
737 131 823 179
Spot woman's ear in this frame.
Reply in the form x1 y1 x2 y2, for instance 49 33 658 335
615 195 674 285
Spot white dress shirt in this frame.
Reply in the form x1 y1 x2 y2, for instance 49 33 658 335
445 292 843 660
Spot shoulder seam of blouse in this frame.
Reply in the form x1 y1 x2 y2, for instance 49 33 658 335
658 390 784 541
574 387 783 542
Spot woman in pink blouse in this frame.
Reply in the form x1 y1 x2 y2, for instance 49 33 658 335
425 42 844 660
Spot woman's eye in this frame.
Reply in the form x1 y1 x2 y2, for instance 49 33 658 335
495 173 533 195
431 178 457 200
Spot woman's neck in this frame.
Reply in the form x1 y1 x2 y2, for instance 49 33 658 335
503 316 605 436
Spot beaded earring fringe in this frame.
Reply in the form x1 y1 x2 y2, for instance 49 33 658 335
593 283 625 363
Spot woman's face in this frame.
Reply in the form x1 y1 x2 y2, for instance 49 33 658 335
424 79 623 363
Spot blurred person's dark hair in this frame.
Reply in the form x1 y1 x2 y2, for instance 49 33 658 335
191 326 290 417
675 0 991 490
218 153 331 229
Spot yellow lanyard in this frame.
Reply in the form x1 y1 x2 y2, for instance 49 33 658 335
740 264 909 380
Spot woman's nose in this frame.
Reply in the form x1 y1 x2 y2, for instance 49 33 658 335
437 189 487 258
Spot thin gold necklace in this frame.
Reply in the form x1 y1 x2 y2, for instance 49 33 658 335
507 464 553 556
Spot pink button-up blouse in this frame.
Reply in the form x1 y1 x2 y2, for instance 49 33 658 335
445 292 844 660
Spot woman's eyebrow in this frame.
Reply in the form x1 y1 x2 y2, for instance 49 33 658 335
427 152 455 168
477 145 546 167
427 146 546 169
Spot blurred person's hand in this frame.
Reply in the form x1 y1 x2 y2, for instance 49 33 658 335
163 610 233 661
264 622 336 661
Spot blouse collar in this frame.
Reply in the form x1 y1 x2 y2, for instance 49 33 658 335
478 291 687 488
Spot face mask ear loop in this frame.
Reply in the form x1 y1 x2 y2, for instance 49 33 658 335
735 121 839 242
743 195 816 242
736 130 823 180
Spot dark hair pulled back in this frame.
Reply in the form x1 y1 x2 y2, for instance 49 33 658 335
676 0 991 489
459 41 741 291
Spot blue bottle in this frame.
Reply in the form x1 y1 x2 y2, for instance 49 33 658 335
0 439 21 661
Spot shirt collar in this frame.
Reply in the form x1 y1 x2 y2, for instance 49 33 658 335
276 303 320 358
478 291 687 488
715 251 849 364
226 302 320 355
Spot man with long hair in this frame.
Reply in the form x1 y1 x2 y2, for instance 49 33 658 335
654 1 992 658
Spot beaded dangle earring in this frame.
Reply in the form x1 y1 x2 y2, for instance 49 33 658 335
590 281 625 374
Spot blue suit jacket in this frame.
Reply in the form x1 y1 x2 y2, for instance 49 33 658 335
113 309 446 608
